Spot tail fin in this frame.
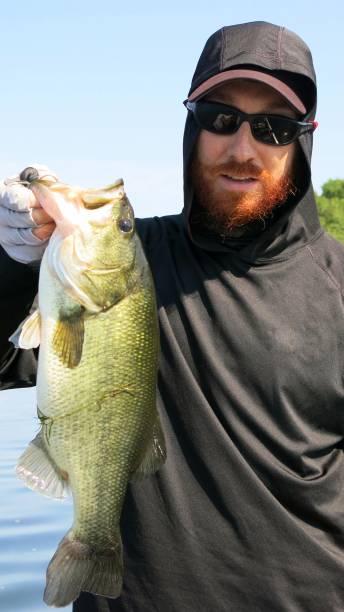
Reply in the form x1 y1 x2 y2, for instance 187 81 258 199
43 530 123 607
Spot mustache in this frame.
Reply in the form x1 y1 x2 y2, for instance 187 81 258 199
210 160 264 179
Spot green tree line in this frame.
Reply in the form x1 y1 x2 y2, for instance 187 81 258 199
315 179 344 243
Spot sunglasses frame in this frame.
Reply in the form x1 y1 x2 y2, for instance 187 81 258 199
184 100 318 146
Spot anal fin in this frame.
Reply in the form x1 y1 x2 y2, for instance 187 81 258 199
16 431 69 499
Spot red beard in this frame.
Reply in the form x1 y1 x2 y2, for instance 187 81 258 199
189 156 297 235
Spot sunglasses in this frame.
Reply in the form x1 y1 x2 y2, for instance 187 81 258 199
184 100 318 146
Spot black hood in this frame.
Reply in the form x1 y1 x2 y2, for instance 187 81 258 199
183 21 321 263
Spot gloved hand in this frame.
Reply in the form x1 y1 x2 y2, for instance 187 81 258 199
0 163 58 264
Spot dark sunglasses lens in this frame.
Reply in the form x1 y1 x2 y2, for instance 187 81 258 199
192 102 303 144
195 103 240 134
252 116 299 145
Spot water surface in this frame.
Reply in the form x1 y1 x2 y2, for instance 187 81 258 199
0 387 73 611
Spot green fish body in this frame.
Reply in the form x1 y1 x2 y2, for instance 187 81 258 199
15 176 166 607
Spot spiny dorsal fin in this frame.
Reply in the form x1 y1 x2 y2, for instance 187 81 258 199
52 315 84 369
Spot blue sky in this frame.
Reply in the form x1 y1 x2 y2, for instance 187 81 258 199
0 0 343 217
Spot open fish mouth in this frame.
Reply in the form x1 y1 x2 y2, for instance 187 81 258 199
18 166 125 211
48 179 125 210
79 180 125 210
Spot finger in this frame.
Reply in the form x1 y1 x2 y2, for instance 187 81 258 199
30 207 54 225
0 225 49 247
0 202 54 228
4 164 59 186
0 206 34 229
0 183 38 211
0 241 48 264
27 163 59 182
32 222 56 240
27 193 44 209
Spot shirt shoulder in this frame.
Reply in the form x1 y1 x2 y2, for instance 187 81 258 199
307 231 344 296
135 214 185 253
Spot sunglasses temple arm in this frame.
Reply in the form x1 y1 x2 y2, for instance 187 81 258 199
302 116 318 130
299 120 318 137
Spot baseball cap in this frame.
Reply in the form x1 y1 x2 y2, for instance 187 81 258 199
187 68 307 115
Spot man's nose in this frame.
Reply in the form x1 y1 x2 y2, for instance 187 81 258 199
227 121 256 160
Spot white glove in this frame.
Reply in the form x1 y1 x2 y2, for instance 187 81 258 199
0 164 58 264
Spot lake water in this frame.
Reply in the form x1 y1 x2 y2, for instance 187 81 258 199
0 387 73 611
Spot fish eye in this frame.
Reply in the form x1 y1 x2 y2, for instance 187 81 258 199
118 218 133 233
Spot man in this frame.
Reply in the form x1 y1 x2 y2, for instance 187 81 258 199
1 20 344 612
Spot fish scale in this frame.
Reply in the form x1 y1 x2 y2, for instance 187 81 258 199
14 176 166 607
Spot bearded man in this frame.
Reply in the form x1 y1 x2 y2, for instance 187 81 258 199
2 21 344 612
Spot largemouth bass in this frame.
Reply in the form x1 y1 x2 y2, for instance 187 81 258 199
13 168 166 607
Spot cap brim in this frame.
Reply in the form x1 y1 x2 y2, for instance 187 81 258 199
188 68 306 114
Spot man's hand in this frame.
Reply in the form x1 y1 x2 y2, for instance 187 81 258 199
0 164 58 264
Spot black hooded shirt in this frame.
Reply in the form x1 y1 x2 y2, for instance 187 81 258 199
2 21 344 612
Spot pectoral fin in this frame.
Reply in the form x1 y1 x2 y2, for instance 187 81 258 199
53 313 84 369
9 308 41 349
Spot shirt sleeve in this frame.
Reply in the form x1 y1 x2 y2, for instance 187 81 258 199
0 246 39 389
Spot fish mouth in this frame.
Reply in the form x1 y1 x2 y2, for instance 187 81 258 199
32 177 125 210
16 169 125 209
79 180 125 209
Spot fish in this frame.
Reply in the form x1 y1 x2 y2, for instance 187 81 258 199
12 168 166 607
